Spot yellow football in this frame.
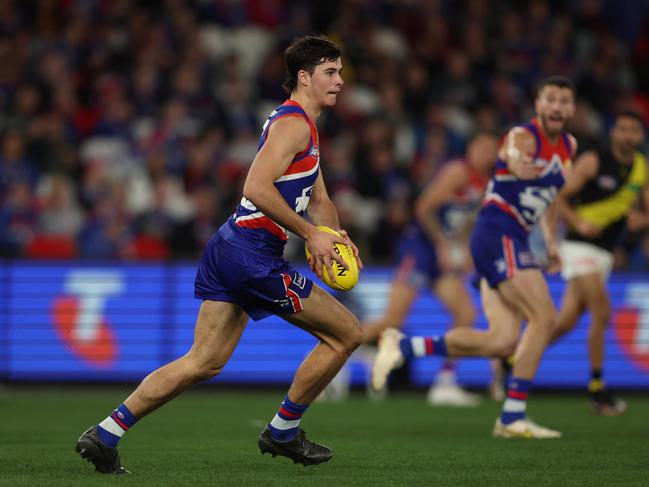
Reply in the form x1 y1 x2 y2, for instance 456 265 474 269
305 226 359 291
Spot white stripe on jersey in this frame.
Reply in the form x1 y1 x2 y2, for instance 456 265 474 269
235 211 265 222
234 211 289 237
274 163 319 183
483 193 530 231
537 155 563 177
240 196 257 211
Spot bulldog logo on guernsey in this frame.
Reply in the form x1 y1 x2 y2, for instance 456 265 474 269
51 270 123 367
613 283 649 372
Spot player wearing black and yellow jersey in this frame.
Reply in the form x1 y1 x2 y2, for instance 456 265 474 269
553 110 648 415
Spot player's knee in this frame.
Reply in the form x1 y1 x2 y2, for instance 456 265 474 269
554 317 573 336
491 336 518 358
346 317 364 352
185 355 226 382
337 315 363 355
194 363 224 381
590 303 611 327
528 310 555 341
484 326 519 357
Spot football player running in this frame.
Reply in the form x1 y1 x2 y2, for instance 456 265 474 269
75 35 363 473
373 76 577 438
361 132 498 406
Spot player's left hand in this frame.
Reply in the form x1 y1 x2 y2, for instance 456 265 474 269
337 229 363 270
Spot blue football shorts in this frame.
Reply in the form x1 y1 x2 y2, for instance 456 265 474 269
470 223 538 288
393 225 442 288
194 233 313 321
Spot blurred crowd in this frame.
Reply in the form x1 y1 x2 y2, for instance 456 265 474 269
1 0 649 266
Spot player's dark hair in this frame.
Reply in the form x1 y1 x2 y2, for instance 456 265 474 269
535 75 575 98
282 35 341 94
616 109 646 128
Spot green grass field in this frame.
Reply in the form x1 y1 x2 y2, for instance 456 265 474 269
1 387 647 486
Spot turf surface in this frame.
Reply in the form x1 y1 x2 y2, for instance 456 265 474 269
1 387 647 486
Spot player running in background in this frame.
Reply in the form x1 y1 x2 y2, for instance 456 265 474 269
551 110 648 415
361 132 498 406
76 35 364 473
372 76 576 438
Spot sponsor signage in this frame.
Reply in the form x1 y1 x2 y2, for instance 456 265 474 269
1 262 647 388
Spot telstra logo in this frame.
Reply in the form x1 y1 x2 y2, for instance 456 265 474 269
51 270 123 367
612 283 649 372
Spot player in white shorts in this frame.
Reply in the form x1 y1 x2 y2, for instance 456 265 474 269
552 110 649 415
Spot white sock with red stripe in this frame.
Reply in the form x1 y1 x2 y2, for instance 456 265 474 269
267 395 308 442
500 377 531 424
400 335 448 358
96 403 138 447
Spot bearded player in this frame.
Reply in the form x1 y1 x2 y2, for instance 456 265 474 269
373 76 577 438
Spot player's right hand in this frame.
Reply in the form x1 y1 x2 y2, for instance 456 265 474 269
509 152 538 180
503 126 538 180
575 218 601 238
305 227 349 281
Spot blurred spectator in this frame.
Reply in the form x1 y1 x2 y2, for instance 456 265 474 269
35 174 83 237
0 130 39 193
0 181 37 257
169 184 221 258
0 0 647 267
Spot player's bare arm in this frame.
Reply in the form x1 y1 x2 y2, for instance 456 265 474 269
539 134 576 273
627 160 649 232
242 115 314 237
414 161 467 270
500 127 538 179
308 171 363 270
567 134 578 161
306 171 339 230
539 201 561 274
242 116 347 277
556 150 602 238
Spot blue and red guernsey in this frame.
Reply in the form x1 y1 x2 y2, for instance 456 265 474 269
226 100 320 256
437 159 490 236
480 118 574 237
